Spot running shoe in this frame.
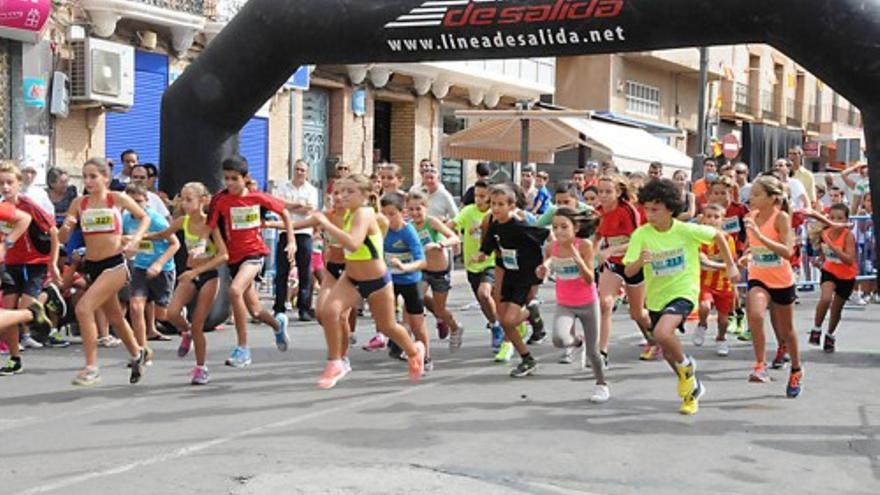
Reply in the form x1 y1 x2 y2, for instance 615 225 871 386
771 345 790 369
97 335 122 348
675 357 697 398
274 313 290 352
527 330 547 345
26 301 53 342
342 356 352 373
0 341 8 355
317 360 349 389
178 331 192 358
424 355 434 373
748 363 770 383
679 379 705 415
692 325 707 347
190 366 210 385
437 320 450 341
449 327 463 352
44 330 70 348
225 346 252 368
407 341 426 383
388 340 405 360
525 300 545 339
494 341 514 363
737 329 752 341
808 328 822 346
490 323 504 352
639 343 659 361
509 355 537 378
129 349 146 384
0 357 23 375
589 384 611 404
363 333 388 352
786 368 804 398
72 366 101 387
144 346 155 366
823 333 836 353
43 283 67 319
716 339 730 357
559 346 575 364
20 333 43 349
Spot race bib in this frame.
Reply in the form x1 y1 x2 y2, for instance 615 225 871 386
722 216 741 234
469 226 482 241
138 240 154 255
650 248 686 277
605 235 629 248
823 246 842 264
230 205 261 230
81 208 116 233
552 257 581 280
418 230 433 246
0 221 14 235
751 246 782 268
385 252 413 275
501 248 519 270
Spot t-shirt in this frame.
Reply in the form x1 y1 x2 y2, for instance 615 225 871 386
721 202 750 253
383 223 424 285
738 183 752 204
793 167 816 204
701 233 737 294
123 207 174 272
426 185 459 220
146 191 170 218
854 177 870 197
532 186 551 214
786 178 809 211
596 201 643 263
480 217 549 285
3 196 54 266
208 190 286 264
0 202 17 223
623 220 717 312
453 204 494 273
275 180 319 235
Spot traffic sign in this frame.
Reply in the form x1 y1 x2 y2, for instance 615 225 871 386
721 133 740 160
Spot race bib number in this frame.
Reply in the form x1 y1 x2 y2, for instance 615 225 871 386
605 235 629 248
418 230 433 246
650 248 686 277
823 246 842 264
138 240 154 255
230 205 261 230
81 208 116 233
751 246 782 268
552 257 581 280
501 248 519 270
469 226 482 241
722 216 741 234
385 252 413 275
0 221 14 235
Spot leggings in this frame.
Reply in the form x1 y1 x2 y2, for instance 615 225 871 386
553 301 604 383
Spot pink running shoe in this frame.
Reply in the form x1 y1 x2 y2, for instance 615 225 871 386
0 341 9 355
178 331 192 358
408 342 426 383
362 333 388 352
317 360 349 389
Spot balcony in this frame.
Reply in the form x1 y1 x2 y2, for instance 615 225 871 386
785 98 802 127
760 90 779 123
82 0 208 53
832 105 863 128
720 80 758 119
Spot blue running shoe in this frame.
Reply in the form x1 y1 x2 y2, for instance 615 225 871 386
225 346 252 368
274 313 290 352
491 323 504 352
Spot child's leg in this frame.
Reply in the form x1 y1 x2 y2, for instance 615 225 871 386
368 285 419 356
2 294 21 359
769 302 800 369
552 306 578 348
129 296 148 348
76 268 132 367
576 301 605 384
814 282 835 329
624 283 652 340
431 289 459 333
317 276 360 360
499 303 530 356
192 279 220 366
166 283 196 335
597 270 623 353
652 315 687 365
827 293 847 335
747 287 771 365
244 284 280 331
474 277 498 324
100 293 141 358
228 263 263 347
0 308 34 329
404 312 428 357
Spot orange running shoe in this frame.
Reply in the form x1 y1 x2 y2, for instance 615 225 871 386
317 360 348 389
408 341 426 383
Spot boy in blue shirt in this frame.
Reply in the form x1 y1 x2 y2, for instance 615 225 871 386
531 171 551 215
123 184 180 361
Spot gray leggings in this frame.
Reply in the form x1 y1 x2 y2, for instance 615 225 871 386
553 301 605 383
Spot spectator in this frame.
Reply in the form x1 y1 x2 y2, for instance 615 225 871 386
116 149 138 184
571 168 587 201
326 161 350 194
275 159 319 321
142 163 159 192
599 160 617 176
692 158 717 198
531 171 551 214
379 163 406 195
648 161 663 179
841 162 870 214
584 160 600 187
772 158 810 210
421 165 458 220
130 165 171 217
19 165 55 218
521 165 538 207
462 162 492 205
673 169 696 221
45 167 78 227
734 162 752 204
789 146 817 207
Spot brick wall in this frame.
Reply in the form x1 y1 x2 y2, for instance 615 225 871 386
54 108 105 178
268 91 291 185
389 100 415 184
328 85 373 174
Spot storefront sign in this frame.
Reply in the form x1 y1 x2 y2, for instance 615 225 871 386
23 77 47 108
352 88 366 116
0 0 51 43
803 141 820 158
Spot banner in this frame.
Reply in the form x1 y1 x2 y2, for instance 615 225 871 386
0 0 51 43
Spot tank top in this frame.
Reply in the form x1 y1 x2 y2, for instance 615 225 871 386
552 238 597 306
746 209 795 288
821 228 858 280
342 207 383 262
183 214 217 259
416 220 443 247
80 194 122 236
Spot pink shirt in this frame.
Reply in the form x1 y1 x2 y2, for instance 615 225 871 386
552 238 598 307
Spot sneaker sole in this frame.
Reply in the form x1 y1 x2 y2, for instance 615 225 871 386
317 369 349 389
510 367 536 378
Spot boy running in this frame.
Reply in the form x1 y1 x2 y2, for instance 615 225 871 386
693 203 738 356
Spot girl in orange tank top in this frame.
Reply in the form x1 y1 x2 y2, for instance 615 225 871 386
810 203 857 353
742 175 803 398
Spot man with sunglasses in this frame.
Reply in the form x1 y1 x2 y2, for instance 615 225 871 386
130 165 170 218
275 160 319 321
326 162 350 195
734 162 752 204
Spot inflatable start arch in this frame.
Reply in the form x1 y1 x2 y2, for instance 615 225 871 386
160 0 880 284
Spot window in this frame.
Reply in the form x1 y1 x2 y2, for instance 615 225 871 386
441 158 463 199
625 81 661 118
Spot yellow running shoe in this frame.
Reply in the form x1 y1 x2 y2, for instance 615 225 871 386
675 357 697 398
679 379 705 415
494 341 514 363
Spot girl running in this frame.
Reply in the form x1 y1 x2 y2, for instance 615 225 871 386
537 207 609 402
148 182 228 384
60 157 150 386
743 174 803 398
595 174 652 365
311 174 425 389
810 203 857 353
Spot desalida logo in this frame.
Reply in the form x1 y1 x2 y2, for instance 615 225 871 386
385 0 626 29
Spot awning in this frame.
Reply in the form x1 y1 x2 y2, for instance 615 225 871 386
443 109 692 175
594 111 685 137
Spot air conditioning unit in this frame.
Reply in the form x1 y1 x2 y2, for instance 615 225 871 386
69 38 134 109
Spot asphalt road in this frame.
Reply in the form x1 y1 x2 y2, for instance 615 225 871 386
2 283 879 495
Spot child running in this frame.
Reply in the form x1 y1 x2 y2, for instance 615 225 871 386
810 203 857 353
406 190 462 350
380 192 431 367
60 157 151 386
537 207 609 402
149 182 228 384
208 156 296 368
706 176 750 335
450 179 504 352
693 203 738 356
623 179 739 414
477 184 550 377
743 174 803 397
311 173 425 389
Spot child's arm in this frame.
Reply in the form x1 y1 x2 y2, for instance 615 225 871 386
535 243 552 279
823 230 858 266
713 231 741 283
700 252 725 271
178 228 229 283
114 192 150 257
743 213 794 260
573 238 596 284
314 208 372 253
427 216 460 249
624 250 650 278
47 227 62 284
143 216 185 241
147 233 180 278
58 197 80 243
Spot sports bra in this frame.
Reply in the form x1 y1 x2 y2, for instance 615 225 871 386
80 195 122 236
183 214 217 259
342 207 383 262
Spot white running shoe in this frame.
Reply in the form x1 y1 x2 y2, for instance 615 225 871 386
590 384 610 403
558 347 574 364
716 340 730 357
21 334 43 349
692 325 707 347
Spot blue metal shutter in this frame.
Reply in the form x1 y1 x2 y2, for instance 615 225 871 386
239 117 269 190
105 52 168 167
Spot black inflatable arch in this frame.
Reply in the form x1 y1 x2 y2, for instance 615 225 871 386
160 0 880 287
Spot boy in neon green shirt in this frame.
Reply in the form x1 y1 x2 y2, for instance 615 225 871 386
450 179 504 351
623 179 739 415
